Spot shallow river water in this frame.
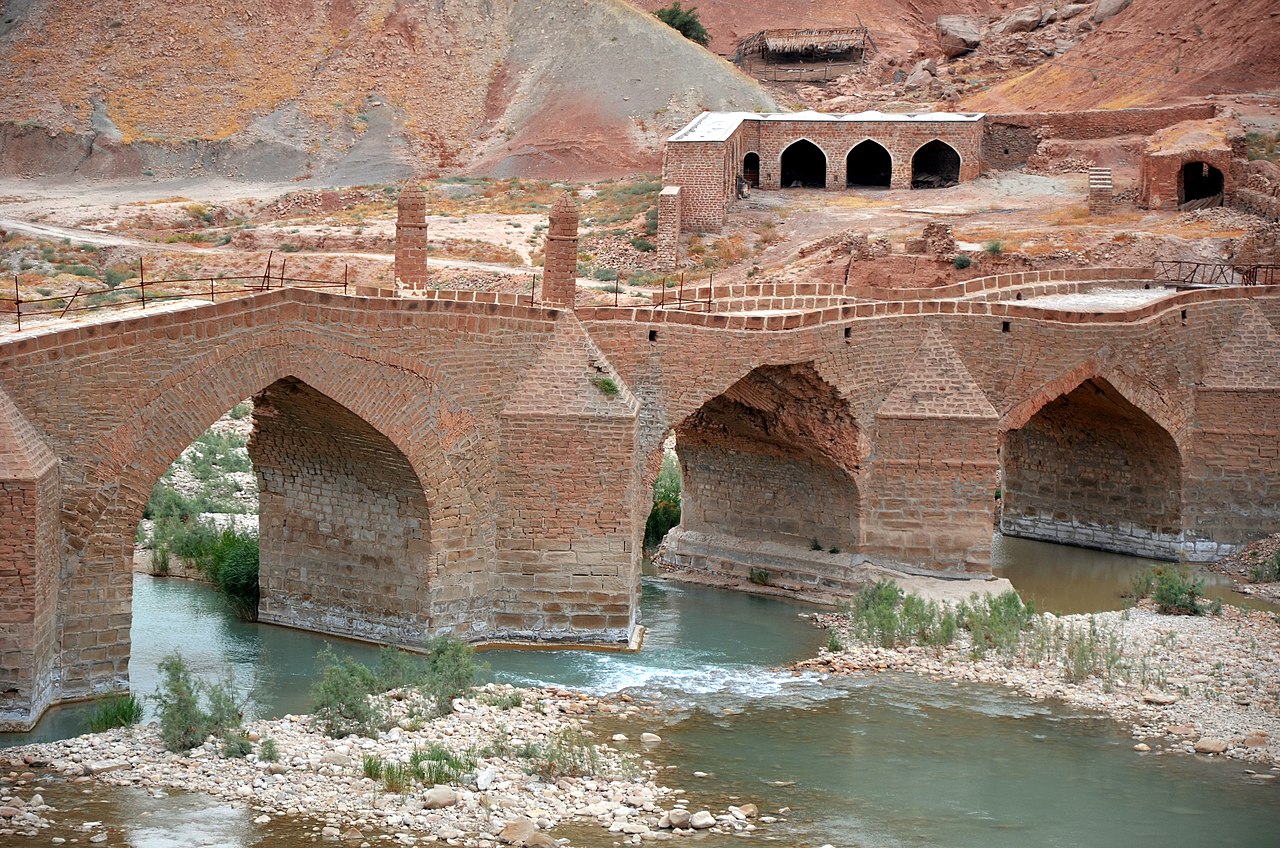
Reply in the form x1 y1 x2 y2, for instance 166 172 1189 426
3 536 1278 847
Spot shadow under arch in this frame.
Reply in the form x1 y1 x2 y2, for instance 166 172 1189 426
780 139 828 188
999 375 1185 560
661 362 863 582
911 138 961 189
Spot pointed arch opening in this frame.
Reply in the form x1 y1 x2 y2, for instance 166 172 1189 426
911 139 961 189
743 152 760 188
133 376 436 643
780 139 827 188
661 363 861 585
1000 378 1184 559
846 139 892 187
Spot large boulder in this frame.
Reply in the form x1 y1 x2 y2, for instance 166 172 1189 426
993 6 1044 36
937 15 983 58
1093 0 1133 23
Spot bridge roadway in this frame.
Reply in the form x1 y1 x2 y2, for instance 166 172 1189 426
3 271 1279 729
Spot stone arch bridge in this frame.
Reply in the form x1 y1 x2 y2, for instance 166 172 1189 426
3 273 1279 729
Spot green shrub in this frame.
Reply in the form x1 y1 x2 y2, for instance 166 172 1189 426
630 236 656 252
748 568 770 586
103 267 131 288
222 731 253 758
960 591 1035 656
953 254 972 269
362 753 385 780
983 240 1004 256
1152 567 1205 615
259 738 280 762
420 635 478 716
1246 551 1280 584
590 375 620 397
827 631 844 652
592 267 619 281
311 647 381 738
643 451 681 549
152 651 243 752
382 761 411 793
87 694 144 733
654 1 710 46
529 728 601 778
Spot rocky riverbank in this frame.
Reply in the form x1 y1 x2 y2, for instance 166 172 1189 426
1204 532 1280 605
799 601 1280 769
2 684 766 845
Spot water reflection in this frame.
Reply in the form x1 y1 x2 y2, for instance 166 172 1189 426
992 533 1270 614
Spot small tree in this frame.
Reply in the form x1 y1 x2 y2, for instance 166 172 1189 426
655 2 710 46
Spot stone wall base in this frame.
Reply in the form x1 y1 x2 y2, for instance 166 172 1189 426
998 514 1231 562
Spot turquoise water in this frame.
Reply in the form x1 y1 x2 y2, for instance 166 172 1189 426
3 540 1278 846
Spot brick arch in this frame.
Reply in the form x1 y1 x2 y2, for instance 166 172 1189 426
73 338 481 565
999 358 1187 451
778 137 830 188
910 138 962 188
844 137 894 188
664 362 864 571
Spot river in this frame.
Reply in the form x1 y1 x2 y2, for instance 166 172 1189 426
3 535 1278 847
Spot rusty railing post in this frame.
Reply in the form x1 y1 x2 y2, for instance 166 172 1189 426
210 278 215 303
13 275 20 331
343 263 348 295
707 271 713 311
262 251 273 289
139 257 147 308
59 286 82 318
679 272 684 308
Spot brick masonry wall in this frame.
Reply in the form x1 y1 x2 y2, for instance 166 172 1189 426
252 378 441 643
990 104 1217 140
395 185 430 290
656 187 682 272
661 141 733 232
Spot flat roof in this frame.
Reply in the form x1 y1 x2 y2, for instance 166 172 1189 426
668 110 986 143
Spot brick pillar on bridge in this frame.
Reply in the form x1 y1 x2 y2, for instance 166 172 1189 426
395 184 429 291
542 194 579 307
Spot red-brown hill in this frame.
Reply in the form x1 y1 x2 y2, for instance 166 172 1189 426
0 0 774 182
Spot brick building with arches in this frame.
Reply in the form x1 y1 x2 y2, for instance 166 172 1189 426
660 110 985 234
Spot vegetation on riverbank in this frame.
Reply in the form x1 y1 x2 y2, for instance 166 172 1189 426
153 651 246 753
644 450 682 549
311 640 479 738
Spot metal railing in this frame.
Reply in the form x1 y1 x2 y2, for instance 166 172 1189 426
3 253 348 332
1152 260 1280 288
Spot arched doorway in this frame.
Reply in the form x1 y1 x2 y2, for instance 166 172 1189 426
1179 161 1224 207
846 139 892 187
743 152 760 188
780 139 827 188
1000 378 1183 559
911 139 961 189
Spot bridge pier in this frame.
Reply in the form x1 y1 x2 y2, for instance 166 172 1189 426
0 392 61 731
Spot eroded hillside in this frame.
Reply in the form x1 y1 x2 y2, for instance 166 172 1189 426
0 0 774 181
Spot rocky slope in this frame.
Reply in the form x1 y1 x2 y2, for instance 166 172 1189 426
963 0 1280 110
0 0 773 182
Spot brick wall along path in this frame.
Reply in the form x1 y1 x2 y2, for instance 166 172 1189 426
2 279 1280 729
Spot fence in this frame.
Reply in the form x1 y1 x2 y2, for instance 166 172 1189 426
1152 260 1280 288
3 253 349 332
